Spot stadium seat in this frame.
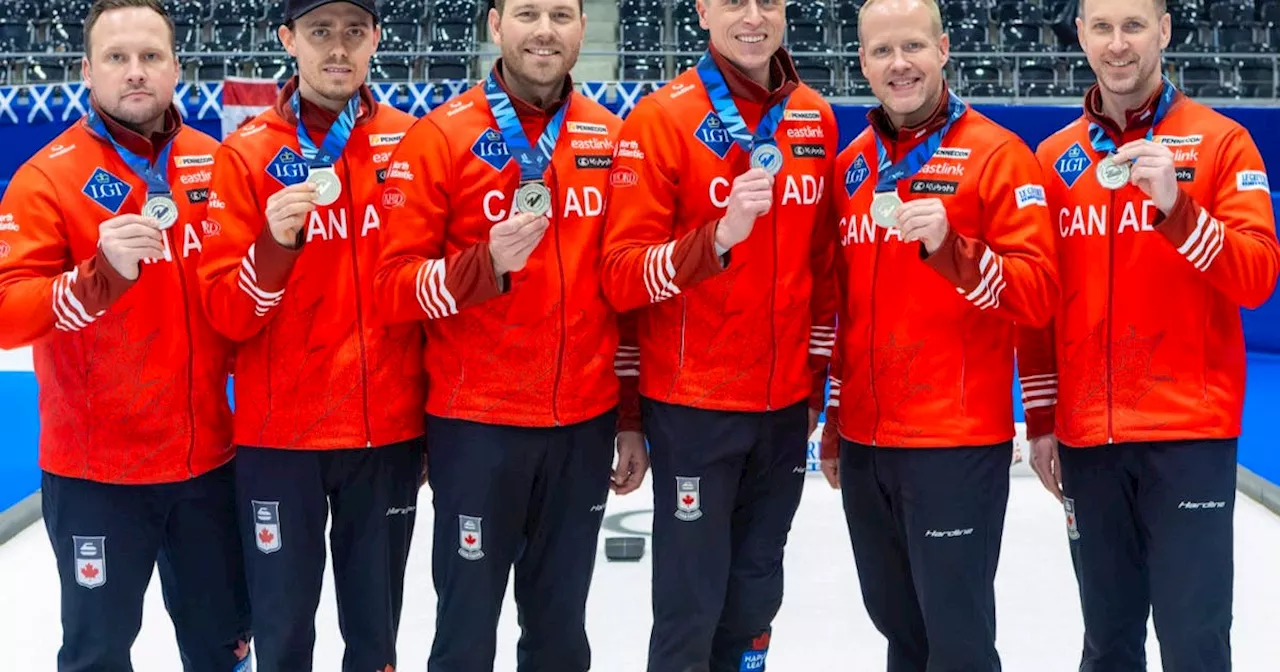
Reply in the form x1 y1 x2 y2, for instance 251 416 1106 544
383 0 428 22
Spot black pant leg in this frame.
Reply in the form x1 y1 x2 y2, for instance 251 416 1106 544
645 398 757 672
895 444 1011 672
41 472 166 672
708 402 808 672
327 439 425 672
512 412 617 672
838 441 930 672
1140 439 1236 672
235 447 330 672
156 460 254 672
426 416 540 672
1058 442 1151 672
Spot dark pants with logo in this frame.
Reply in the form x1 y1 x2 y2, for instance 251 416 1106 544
838 440 1012 672
235 440 424 672
41 461 252 672
1058 439 1236 672
425 411 617 672
645 398 809 672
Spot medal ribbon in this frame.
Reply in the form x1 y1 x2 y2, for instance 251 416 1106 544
695 51 790 153
1087 77 1176 156
873 91 967 193
86 109 174 195
484 70 571 182
290 89 360 167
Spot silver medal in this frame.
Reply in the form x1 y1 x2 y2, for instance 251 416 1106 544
750 143 785 176
142 194 180 230
1095 156 1130 190
307 166 342 206
870 192 902 229
516 181 552 217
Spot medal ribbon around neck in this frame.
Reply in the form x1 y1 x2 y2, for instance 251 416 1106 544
86 108 175 195
290 89 360 167
695 51 791 155
1087 76 1176 156
873 91 967 194
484 70 571 182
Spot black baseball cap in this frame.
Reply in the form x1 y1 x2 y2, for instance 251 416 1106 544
283 0 380 24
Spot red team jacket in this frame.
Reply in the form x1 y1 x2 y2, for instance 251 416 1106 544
374 64 640 431
0 105 234 484
601 47 839 413
824 90 1058 451
197 78 426 450
1017 86 1279 447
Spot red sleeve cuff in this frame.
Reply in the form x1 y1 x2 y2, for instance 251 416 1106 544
921 228 986 292
445 242 506 310
252 226 303 293
808 368 828 411
1025 407 1056 440
81 248 138 315
1152 189 1197 246
676 219 730 287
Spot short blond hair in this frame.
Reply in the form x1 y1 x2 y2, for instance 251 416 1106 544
858 0 944 39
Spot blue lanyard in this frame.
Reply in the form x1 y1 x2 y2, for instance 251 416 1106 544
86 109 174 195
1087 77 1176 155
289 89 360 167
695 51 790 152
874 92 967 193
484 70 570 182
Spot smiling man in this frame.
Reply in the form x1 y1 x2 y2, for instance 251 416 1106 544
600 1 840 670
194 0 427 670
372 0 647 670
0 0 252 669
1016 0 1278 668
818 0 1057 669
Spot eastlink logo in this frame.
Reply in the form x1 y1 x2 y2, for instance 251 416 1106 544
571 137 614 152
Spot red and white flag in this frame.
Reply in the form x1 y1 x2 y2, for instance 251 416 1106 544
221 77 279 138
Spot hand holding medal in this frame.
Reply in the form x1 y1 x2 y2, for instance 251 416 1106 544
265 182 319 249
98 214 167 280
1105 139 1179 213
894 198 951 254
715 168 774 250
489 211 550 275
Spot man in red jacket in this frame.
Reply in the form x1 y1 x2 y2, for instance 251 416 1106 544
1018 0 1279 668
0 0 251 669
372 0 646 669
818 0 1057 669
600 1 839 669
196 0 425 669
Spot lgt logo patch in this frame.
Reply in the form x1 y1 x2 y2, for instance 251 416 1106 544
1054 143 1091 189
82 168 131 214
471 129 511 172
252 500 282 554
845 154 870 197
73 535 106 589
694 112 734 160
265 147 308 188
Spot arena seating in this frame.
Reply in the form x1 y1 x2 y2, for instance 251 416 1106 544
0 0 1275 99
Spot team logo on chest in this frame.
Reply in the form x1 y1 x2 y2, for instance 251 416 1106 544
1054 142 1091 189
844 154 870 198
674 476 703 521
73 535 107 588
471 128 511 172
265 147 309 188
252 500 282 554
694 112 734 160
81 168 132 214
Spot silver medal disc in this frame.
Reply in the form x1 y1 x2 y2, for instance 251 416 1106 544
516 181 552 217
870 192 903 229
1095 156 1130 190
307 166 342 206
750 143 785 176
143 195 180 230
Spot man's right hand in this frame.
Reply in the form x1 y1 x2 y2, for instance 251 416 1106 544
265 182 318 249
489 212 550 275
715 168 774 250
98 214 165 281
1029 434 1063 502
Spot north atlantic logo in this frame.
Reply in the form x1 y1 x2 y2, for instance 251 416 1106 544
471 128 511 172
265 147 309 188
81 168 131 214
694 112 734 160
844 154 870 197
1054 142 1091 189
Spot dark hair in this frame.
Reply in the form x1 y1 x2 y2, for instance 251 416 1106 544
83 0 176 56
493 0 584 14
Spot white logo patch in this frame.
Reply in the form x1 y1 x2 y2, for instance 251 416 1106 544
1236 170 1270 192
934 147 972 160
674 476 702 521
1015 184 1048 209
458 515 484 560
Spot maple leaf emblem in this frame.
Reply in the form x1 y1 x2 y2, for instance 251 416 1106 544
80 563 99 579
752 632 771 650
259 528 275 544
682 495 695 506
464 534 477 546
